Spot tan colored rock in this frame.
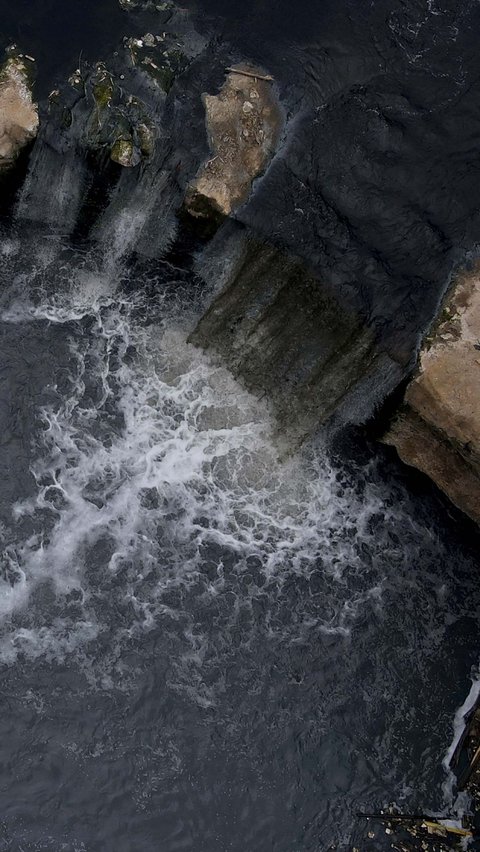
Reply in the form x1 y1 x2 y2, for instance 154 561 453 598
184 64 282 229
0 52 39 172
385 266 480 524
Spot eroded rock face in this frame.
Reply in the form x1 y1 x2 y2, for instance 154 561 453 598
385 266 480 524
0 51 39 172
190 229 379 445
184 65 282 231
80 63 156 168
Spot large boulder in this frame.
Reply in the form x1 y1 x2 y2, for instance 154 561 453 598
0 49 39 173
183 65 282 232
385 266 480 524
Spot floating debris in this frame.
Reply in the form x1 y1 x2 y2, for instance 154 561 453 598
355 809 475 850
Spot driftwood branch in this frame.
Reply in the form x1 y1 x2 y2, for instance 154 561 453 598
225 67 274 83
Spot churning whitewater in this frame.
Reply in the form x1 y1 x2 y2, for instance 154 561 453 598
4 0 480 844
0 233 394 676
0 229 479 851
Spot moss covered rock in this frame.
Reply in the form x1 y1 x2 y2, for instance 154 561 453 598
92 66 114 110
83 65 156 167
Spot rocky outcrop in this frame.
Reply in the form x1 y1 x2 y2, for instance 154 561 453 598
84 63 156 168
0 49 38 173
385 266 480 524
183 65 282 232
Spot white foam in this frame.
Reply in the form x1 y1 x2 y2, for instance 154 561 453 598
0 247 454 700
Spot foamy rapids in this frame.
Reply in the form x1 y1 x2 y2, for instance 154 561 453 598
0 238 398 665
0 231 477 833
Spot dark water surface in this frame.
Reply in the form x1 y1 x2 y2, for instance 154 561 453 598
0 227 477 852
0 1 480 850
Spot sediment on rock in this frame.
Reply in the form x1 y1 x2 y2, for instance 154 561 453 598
0 48 39 174
385 265 480 524
183 65 282 233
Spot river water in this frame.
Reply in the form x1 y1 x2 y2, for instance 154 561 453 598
0 225 477 850
1 0 480 850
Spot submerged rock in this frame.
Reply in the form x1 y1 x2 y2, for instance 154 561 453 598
0 49 39 173
119 0 174 13
85 64 156 167
183 65 282 232
124 33 189 93
385 266 480 524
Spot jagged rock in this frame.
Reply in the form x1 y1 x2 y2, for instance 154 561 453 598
183 65 282 231
385 266 480 524
92 66 114 109
0 49 39 172
84 65 156 166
